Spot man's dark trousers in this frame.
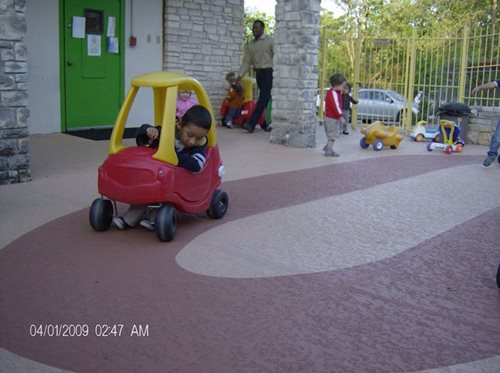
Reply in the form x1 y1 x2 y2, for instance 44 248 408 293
249 68 273 130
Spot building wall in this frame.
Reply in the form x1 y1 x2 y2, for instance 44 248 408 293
0 0 31 184
25 0 163 134
163 0 244 116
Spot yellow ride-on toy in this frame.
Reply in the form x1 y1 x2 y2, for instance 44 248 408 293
360 121 404 151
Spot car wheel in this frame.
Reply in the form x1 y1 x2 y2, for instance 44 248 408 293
445 145 453 154
390 145 398 149
433 134 442 143
456 144 463 153
373 139 384 151
395 111 403 124
89 198 113 231
155 205 176 242
360 137 369 149
415 134 424 142
427 142 433 152
207 189 229 219
497 155 500 164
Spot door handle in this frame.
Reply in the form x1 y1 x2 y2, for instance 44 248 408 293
66 60 73 66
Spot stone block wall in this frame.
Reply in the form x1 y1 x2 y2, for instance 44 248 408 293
163 0 244 118
467 106 499 146
0 0 30 184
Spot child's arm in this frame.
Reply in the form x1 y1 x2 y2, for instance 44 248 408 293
177 144 207 172
136 124 160 147
349 95 358 105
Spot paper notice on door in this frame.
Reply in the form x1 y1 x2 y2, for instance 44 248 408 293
107 17 116 37
72 16 85 38
87 35 101 56
107 37 119 54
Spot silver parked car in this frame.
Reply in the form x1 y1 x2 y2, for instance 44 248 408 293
356 88 418 124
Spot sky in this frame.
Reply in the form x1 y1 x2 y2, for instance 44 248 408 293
244 0 344 17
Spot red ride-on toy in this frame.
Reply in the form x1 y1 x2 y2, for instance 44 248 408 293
219 76 267 129
89 71 228 242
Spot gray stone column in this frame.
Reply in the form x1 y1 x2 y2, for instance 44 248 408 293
270 0 321 147
0 0 31 184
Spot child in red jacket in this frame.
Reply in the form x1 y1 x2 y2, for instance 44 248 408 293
323 73 347 156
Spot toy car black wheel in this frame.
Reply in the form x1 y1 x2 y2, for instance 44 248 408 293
207 189 229 219
89 198 113 231
390 145 398 149
360 137 369 149
155 205 176 242
373 139 384 151
498 155 500 164
427 142 433 152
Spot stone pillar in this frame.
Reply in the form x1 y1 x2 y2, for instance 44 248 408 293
163 0 244 119
468 106 499 146
0 0 30 184
270 0 321 147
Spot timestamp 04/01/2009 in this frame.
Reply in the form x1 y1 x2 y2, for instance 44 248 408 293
29 323 149 337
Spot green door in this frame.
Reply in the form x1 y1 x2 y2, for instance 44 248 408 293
62 0 123 130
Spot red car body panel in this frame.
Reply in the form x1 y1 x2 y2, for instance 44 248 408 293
98 146 222 213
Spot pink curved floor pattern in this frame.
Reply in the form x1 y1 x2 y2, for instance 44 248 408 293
1 155 499 372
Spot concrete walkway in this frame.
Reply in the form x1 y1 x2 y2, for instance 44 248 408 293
1 125 499 372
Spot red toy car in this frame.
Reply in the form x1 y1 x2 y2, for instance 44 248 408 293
219 76 267 129
89 71 228 242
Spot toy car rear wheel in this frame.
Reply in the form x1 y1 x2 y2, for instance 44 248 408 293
373 139 384 151
456 144 463 153
445 145 453 154
415 134 424 142
207 189 229 219
89 198 113 231
155 205 176 242
426 142 433 152
360 137 369 149
390 145 398 149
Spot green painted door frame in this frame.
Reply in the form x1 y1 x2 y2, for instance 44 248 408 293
59 0 125 131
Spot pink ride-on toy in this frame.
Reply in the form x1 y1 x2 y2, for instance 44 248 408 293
89 71 228 242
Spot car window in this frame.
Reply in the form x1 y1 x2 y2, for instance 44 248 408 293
372 91 384 101
358 91 369 99
388 91 405 102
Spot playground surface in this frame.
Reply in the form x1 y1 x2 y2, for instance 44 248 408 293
1 125 499 372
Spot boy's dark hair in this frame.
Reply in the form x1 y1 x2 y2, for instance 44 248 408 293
181 105 212 131
225 71 237 83
232 82 244 94
329 73 346 87
345 83 352 91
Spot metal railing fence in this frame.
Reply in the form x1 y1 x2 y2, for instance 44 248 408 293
318 22 500 134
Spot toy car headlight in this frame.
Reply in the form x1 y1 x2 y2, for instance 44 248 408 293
218 165 225 178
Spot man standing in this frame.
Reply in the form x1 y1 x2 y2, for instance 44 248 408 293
472 79 500 167
238 20 273 133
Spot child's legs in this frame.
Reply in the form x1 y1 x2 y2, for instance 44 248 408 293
122 204 147 227
226 108 240 123
342 112 350 131
324 118 340 149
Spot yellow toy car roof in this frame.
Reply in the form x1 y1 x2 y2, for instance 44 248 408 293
109 71 216 165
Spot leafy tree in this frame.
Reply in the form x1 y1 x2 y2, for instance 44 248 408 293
243 9 275 42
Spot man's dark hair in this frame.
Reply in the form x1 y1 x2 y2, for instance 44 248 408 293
181 105 212 131
253 20 265 30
